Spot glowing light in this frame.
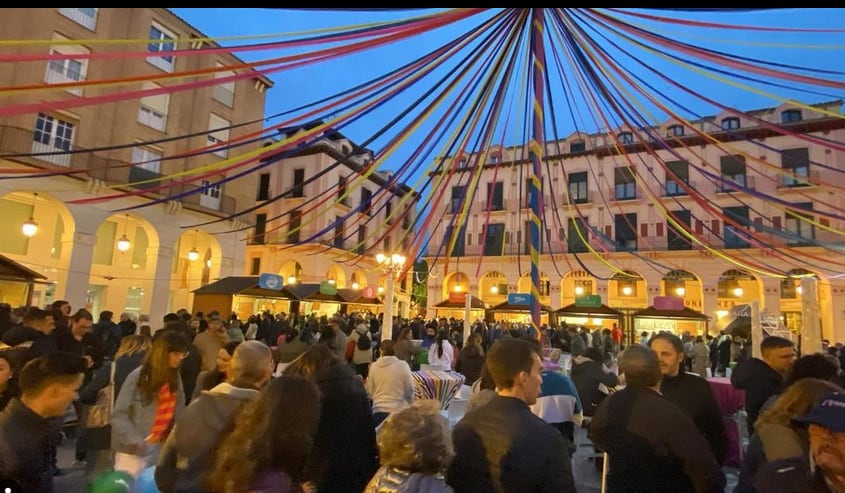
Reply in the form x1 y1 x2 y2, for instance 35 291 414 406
116 235 131 252
574 286 584 296
351 282 359 290
733 287 744 297
716 310 729 319
21 218 38 237
622 286 633 296
187 248 200 262
675 287 686 297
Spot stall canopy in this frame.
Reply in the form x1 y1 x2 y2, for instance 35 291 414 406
634 305 709 321
432 295 487 310
192 276 296 299
487 300 554 313
0 254 47 283
555 302 622 318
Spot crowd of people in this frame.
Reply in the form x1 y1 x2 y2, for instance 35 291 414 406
0 300 844 492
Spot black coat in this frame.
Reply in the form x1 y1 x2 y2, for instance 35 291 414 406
447 395 575 493
1 325 57 369
588 387 725 493
730 358 783 433
0 399 57 493
304 364 378 493
659 372 727 465
570 357 619 417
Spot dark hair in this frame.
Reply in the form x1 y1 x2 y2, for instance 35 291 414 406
283 344 339 379
70 309 94 323
695 336 704 343
784 354 839 387
23 307 50 324
583 347 603 363
619 346 661 388
223 340 241 356
98 310 114 321
649 333 684 354
436 329 450 359
51 300 69 310
486 338 538 390
137 330 188 402
163 312 180 324
18 352 87 396
477 360 496 390
380 339 396 356
208 375 321 489
761 336 794 354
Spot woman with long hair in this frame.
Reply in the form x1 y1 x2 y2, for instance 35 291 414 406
80 334 152 485
736 377 844 492
394 326 424 370
111 330 188 469
193 340 241 400
457 333 485 385
427 329 455 371
208 375 322 492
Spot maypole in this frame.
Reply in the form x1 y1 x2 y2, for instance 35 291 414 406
528 8 546 337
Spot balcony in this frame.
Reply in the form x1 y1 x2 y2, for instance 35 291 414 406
777 168 820 188
663 180 696 197
608 185 639 201
717 175 756 193
0 124 237 218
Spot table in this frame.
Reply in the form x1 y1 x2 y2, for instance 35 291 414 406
707 377 746 468
412 369 465 410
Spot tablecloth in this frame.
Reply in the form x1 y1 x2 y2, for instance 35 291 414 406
412 369 465 410
707 377 746 468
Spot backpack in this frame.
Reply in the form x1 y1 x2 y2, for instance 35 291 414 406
356 331 372 351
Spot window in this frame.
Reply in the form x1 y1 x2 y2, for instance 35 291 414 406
523 221 544 254
667 210 691 251
59 8 98 30
617 132 634 144
569 140 586 153
337 176 348 205
723 206 750 248
32 113 74 166
44 34 89 96
252 213 267 245
567 218 589 253
385 200 392 223
667 125 684 137
147 23 176 72
257 173 270 201
488 153 501 165
486 181 504 211
483 223 505 256
288 210 302 243
781 147 811 187
383 237 391 253
130 146 162 188
720 155 747 191
213 62 236 107
456 156 468 169
207 114 230 158
137 82 169 131
785 203 814 246
614 167 636 200
356 225 366 254
361 188 372 216
250 257 261 275
721 117 740 130
615 213 638 251
333 217 344 248
199 180 222 210
568 171 589 203
781 109 802 124
291 169 305 198
664 161 689 196
443 224 466 256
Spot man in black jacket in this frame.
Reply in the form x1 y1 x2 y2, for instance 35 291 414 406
0 307 57 369
650 333 727 465
589 345 725 493
447 337 575 492
0 352 87 493
156 340 273 493
731 335 796 433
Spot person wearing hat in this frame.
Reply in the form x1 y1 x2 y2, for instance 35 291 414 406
754 391 845 492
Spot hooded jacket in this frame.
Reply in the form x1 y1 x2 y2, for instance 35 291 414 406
155 381 262 493
366 355 414 414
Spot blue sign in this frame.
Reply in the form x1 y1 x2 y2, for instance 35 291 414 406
259 273 283 290
508 293 532 306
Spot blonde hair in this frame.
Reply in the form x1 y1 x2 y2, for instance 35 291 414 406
115 335 151 360
757 377 844 428
376 400 453 474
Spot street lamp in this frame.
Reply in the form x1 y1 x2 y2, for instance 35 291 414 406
376 251 406 342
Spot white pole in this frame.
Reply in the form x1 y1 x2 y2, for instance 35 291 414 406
800 277 821 355
751 301 763 360
464 292 472 345
382 275 395 342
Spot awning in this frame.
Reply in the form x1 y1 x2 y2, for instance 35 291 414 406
432 295 486 310
0 254 48 283
337 289 383 306
555 303 622 318
487 300 553 313
192 276 296 299
634 305 709 321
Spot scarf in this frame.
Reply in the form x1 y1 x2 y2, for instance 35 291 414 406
147 384 176 444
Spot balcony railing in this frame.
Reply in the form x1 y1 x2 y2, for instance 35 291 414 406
0 124 237 218
777 168 821 188
717 175 756 193
663 180 696 197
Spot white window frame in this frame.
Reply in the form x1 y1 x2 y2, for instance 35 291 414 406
147 22 176 73
58 8 98 30
213 62 236 107
32 113 74 167
44 34 89 96
137 83 169 132
131 146 162 173
200 180 222 210
208 114 230 158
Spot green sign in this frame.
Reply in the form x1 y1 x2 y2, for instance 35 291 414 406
574 295 602 308
319 280 338 295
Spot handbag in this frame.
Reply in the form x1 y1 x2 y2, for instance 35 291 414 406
86 361 115 429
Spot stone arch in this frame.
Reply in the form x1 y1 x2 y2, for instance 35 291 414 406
661 269 703 311
608 270 647 308
561 270 595 306
326 264 347 288
349 269 369 290
443 271 470 300
278 259 304 285
717 269 761 308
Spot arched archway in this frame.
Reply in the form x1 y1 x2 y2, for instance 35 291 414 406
662 269 703 311
325 264 347 288
170 229 222 313
278 260 304 285
479 270 508 303
780 268 820 333
443 271 469 300
517 272 551 302
350 269 368 290
561 270 595 306
608 270 647 308
716 269 760 316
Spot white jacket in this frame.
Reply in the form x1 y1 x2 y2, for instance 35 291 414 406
427 340 455 371
366 356 414 413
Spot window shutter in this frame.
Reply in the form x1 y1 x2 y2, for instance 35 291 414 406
753 217 763 232
140 82 170 114
694 220 703 234
711 219 720 232
640 223 648 238
655 223 664 237
772 216 782 229
604 225 612 237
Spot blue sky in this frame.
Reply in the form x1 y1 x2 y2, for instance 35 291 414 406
171 8 845 183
